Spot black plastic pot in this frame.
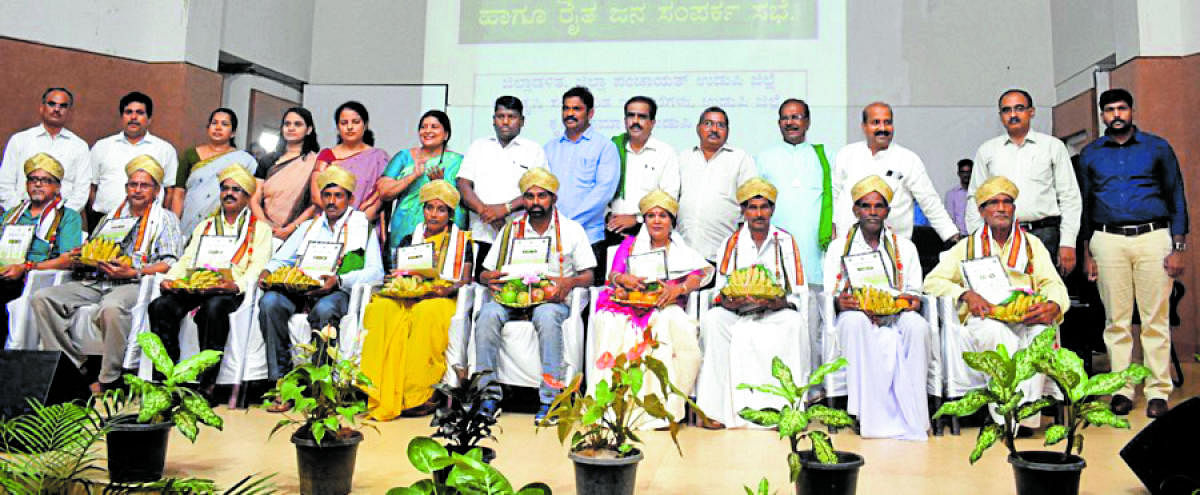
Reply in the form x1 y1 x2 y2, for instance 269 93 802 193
433 445 496 486
570 448 643 495
106 416 173 483
291 430 364 495
794 450 865 495
1009 451 1086 495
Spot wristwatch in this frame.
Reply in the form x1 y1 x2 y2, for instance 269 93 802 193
1173 242 1187 252
504 201 513 213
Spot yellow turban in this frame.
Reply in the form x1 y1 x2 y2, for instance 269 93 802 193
23 152 64 181
125 155 165 185
315 165 357 194
736 177 777 204
850 175 894 203
419 179 460 209
518 167 559 194
218 165 256 196
975 176 1020 206
638 189 679 216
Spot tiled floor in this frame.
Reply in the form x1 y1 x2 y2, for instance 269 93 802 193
159 361 1199 494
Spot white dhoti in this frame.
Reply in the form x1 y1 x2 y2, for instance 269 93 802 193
696 306 811 428
839 310 929 440
950 317 1053 428
588 306 701 429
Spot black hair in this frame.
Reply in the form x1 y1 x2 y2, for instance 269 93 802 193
277 107 321 155
563 86 595 110
699 106 729 126
861 102 892 123
998 89 1034 108
957 158 974 170
494 95 524 115
42 87 74 106
1098 88 1134 109
778 98 810 118
334 101 374 146
418 109 452 166
208 107 239 148
624 96 657 120
119 91 153 117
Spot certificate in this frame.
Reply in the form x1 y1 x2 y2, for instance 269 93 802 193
627 250 668 281
193 235 238 270
501 237 551 278
394 243 437 278
0 225 35 266
960 256 1014 305
841 252 894 291
298 241 344 278
93 217 139 243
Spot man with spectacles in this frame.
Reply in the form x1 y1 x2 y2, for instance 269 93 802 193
677 106 758 262
0 88 91 214
966 89 1081 276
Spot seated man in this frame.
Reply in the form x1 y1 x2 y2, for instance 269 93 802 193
0 153 83 346
924 176 1068 431
823 175 929 440
148 165 271 395
33 155 182 394
474 168 595 423
696 177 810 429
257 165 384 394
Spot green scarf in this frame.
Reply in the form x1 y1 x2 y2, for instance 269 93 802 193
612 133 629 200
814 144 833 250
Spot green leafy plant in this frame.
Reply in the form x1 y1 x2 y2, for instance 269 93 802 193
431 370 501 451
262 325 375 445
109 332 224 442
541 329 705 456
737 357 854 480
743 477 777 495
387 437 550 495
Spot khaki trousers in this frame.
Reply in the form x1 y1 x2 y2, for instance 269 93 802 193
32 280 142 384
1090 229 1173 400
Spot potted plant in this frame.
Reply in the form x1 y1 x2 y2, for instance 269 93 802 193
262 325 375 495
738 357 860 495
933 327 1150 495
429 370 502 484
101 332 224 483
541 330 703 495
388 436 550 495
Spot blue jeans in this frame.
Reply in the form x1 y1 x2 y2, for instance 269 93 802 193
473 300 569 404
258 289 350 380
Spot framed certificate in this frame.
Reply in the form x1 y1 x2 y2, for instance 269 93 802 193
395 243 437 278
627 250 668 281
194 235 238 270
841 252 893 290
501 237 552 278
0 225 35 266
960 256 1014 305
298 241 344 278
93 217 138 243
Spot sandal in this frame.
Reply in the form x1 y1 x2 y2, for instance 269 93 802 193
267 400 292 413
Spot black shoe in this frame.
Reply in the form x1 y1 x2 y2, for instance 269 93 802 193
1015 426 1035 438
1147 399 1169 418
1110 394 1133 416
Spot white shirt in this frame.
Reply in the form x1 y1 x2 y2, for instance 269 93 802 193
482 208 597 277
822 225 923 294
89 131 178 214
457 135 548 243
716 223 806 298
0 124 91 210
966 130 1081 247
832 141 957 241
677 144 758 261
609 136 680 215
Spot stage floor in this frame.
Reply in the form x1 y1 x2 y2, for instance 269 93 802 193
160 361 1199 494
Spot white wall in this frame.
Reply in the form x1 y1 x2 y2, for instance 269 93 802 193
220 0 315 80
308 0 426 84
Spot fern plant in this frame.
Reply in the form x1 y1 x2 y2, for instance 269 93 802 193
107 332 224 442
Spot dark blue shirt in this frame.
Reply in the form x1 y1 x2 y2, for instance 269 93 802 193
1078 128 1188 240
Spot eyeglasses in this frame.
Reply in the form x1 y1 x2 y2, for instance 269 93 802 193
999 105 1030 115
700 120 728 130
27 176 59 185
126 181 156 190
43 101 70 110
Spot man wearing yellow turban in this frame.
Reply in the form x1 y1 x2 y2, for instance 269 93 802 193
147 164 273 397
823 175 930 440
0 152 84 345
360 179 475 420
696 177 811 429
257 164 384 396
0 87 91 212
33 154 184 395
475 167 597 422
925 175 1068 433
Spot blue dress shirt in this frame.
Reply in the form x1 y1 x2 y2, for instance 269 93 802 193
1078 128 1188 241
544 126 620 243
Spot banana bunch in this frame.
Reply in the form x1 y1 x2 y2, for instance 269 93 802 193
172 269 225 291
721 264 785 299
78 239 124 265
380 276 452 299
264 266 320 289
852 286 910 315
989 292 1047 323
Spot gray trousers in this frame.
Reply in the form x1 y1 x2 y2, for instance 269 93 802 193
32 281 142 384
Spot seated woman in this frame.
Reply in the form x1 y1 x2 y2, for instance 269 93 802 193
170 107 255 233
588 190 713 429
360 180 472 420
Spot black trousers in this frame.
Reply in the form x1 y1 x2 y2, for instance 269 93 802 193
0 281 24 347
148 292 243 386
1025 224 1061 266
474 242 492 281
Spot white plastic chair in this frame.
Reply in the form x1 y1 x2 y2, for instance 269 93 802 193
467 285 589 388
5 269 70 350
357 282 476 387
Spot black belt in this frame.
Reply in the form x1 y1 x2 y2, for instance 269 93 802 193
1019 216 1061 231
1096 220 1169 236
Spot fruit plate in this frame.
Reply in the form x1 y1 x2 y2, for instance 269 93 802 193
610 298 658 309
163 285 237 296
262 281 321 294
379 288 433 300
493 293 546 309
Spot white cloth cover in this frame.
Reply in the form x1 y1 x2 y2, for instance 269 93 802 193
466 285 588 388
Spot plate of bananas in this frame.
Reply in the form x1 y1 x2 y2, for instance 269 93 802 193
720 264 786 299
262 266 322 293
988 291 1047 323
851 286 911 316
167 269 234 294
75 238 132 267
379 276 453 299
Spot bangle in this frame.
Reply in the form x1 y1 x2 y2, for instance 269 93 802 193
23 261 34 271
